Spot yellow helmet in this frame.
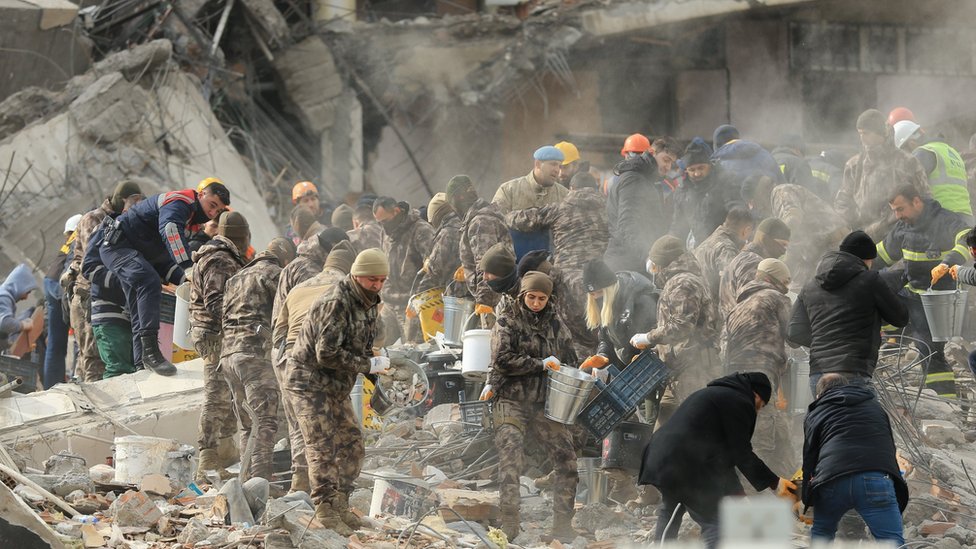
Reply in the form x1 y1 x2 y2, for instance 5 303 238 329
197 177 224 193
554 141 580 165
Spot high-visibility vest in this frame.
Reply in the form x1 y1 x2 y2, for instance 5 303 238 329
917 141 971 216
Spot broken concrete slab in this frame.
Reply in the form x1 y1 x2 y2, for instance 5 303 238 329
273 37 345 134
176 516 210 545
42 451 86 476
242 476 270 519
922 420 967 447
218 478 256 525
436 488 499 522
0 480 67 548
109 490 163 528
91 39 173 82
69 72 150 143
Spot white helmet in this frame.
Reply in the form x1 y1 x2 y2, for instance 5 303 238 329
64 214 83 234
893 120 922 150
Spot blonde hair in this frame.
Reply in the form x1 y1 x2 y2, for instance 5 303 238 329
585 281 618 330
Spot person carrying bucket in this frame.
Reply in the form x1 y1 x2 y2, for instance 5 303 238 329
943 228 976 380
487 271 578 542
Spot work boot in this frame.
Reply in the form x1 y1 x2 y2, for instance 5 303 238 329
500 509 520 541
626 484 661 510
139 333 177 376
290 469 310 493
333 493 363 530
216 436 238 468
194 448 230 485
544 513 577 543
314 501 353 536
533 470 554 491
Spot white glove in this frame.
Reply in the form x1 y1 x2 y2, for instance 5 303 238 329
542 356 561 370
369 356 391 374
591 367 609 384
630 333 652 350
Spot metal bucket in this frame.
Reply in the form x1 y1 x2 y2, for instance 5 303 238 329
576 457 608 505
545 367 595 424
442 296 474 345
789 356 813 412
602 421 654 472
369 358 430 416
921 288 969 342
350 374 365 425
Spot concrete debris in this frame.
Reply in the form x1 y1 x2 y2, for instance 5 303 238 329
51 472 96 497
177 516 212 545
88 464 116 484
109 490 163 528
922 420 967 447
218 477 256 525
43 451 87 476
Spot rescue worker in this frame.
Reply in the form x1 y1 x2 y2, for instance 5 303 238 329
579 258 657 369
604 138 668 274
99 183 229 376
876 185 971 398
493 146 569 259
834 109 930 240
290 206 324 243
190 211 249 483
220 237 296 482
893 120 973 224
718 218 791 319
490 271 578 542
808 149 849 201
447 175 514 314
887 106 915 127
788 231 909 393
62 180 144 381
693 207 754 304
0 264 37 354
418 193 462 294
347 202 387 253
273 227 348 321
711 124 785 186
554 141 587 187
772 134 826 199
331 203 355 232
43 215 79 388
670 137 741 247
639 371 797 549
272 240 357 492
722 258 794 475
652 137 685 220
285 249 390 534
292 181 322 218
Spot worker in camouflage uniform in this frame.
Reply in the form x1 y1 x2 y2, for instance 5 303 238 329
693 207 753 305
62 180 144 380
284 249 390 535
722 258 795 475
347 202 388 253
490 271 578 542
718 218 791 319
273 227 348 321
220 237 296 482
190 212 249 483
632 236 719 427
834 109 930 240
418 193 463 294
506 172 609 355
271 240 357 492
446 175 514 315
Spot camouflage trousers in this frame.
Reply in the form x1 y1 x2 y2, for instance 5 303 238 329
70 292 105 381
222 352 279 481
493 399 578 521
656 345 721 428
192 329 238 451
752 404 794 478
273 352 306 477
287 379 364 505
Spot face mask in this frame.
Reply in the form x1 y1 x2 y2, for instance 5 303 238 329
380 212 405 235
487 271 517 294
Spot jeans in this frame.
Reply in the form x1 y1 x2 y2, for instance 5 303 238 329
655 490 720 549
42 279 69 389
811 471 904 545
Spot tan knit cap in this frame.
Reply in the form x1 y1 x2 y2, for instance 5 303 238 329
218 211 249 239
427 192 450 228
757 258 791 286
351 248 390 276
325 240 357 274
519 271 553 296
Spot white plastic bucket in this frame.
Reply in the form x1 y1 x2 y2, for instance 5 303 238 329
173 283 193 350
113 436 180 484
461 329 491 380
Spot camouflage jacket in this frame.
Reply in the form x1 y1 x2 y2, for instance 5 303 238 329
221 250 283 357
418 213 462 292
835 144 930 239
273 236 328 322
460 199 513 306
286 275 380 398
693 224 742 301
69 199 115 294
718 242 765 320
649 252 716 350
383 208 436 308
347 220 388 254
189 235 245 335
771 184 848 249
721 279 790 377
274 266 348 351
489 301 577 403
506 187 609 273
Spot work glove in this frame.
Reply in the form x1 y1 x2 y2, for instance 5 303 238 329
591 367 609 384
542 356 561 371
630 332 652 350
580 355 609 370
479 384 494 401
369 356 391 374
931 263 950 286
405 306 418 319
775 478 799 502
792 501 813 525
59 270 75 292
950 265 961 280
474 304 494 315
775 387 788 411
453 266 466 282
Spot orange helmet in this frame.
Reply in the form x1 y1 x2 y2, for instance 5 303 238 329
621 133 651 157
887 107 915 127
291 181 318 203
196 177 223 194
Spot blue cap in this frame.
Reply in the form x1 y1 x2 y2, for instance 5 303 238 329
533 146 565 162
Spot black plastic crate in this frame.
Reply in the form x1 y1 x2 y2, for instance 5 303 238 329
459 400 492 436
0 355 39 393
160 291 177 325
577 350 669 440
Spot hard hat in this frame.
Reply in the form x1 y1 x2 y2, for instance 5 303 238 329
621 133 651 157
196 177 223 194
887 107 915 127
292 181 318 203
893 120 922 150
554 141 580 165
64 214 83 234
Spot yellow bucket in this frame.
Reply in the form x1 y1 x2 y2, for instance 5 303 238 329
411 288 445 342
361 377 382 430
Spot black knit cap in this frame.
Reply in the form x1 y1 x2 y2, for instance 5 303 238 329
839 230 877 260
744 372 772 404
583 259 616 293
317 226 349 251
517 250 552 278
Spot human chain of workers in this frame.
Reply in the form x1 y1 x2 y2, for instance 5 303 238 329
2 106 976 546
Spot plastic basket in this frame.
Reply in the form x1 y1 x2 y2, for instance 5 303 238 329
459 400 492 435
0 355 39 393
577 350 670 440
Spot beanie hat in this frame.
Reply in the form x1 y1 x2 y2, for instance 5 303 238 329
569 172 598 190
856 109 887 137
110 180 143 212
267 237 296 266
682 137 713 166
839 230 877 260
583 259 616 293
520 271 553 297
649 235 685 268
317 226 349 252
331 204 354 231
445 175 475 200
479 243 516 277
218 211 249 239
712 124 740 149
517 250 552 278
427 192 451 229
324 240 356 274
351 248 390 276
755 217 791 241
743 372 772 404
757 258 791 286
292 207 318 240
533 146 565 162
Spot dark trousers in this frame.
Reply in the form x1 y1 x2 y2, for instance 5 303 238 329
900 291 955 397
99 244 162 339
655 489 720 549
42 279 68 389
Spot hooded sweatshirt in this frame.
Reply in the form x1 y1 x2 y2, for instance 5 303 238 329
712 139 785 186
0 264 37 338
788 251 908 377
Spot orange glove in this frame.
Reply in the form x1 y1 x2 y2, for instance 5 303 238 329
931 263 950 286
479 384 494 400
792 501 813 525
950 264 960 280
580 355 610 370
775 387 787 411
543 356 561 371
453 266 466 282
405 306 418 319
775 478 799 502
474 304 494 315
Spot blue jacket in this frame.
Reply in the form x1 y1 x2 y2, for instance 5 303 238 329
712 140 785 186
83 223 131 326
0 264 37 338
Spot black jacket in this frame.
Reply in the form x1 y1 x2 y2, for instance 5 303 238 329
802 385 909 512
639 373 779 508
670 164 741 246
597 271 658 365
605 154 668 273
772 147 828 200
788 251 908 377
